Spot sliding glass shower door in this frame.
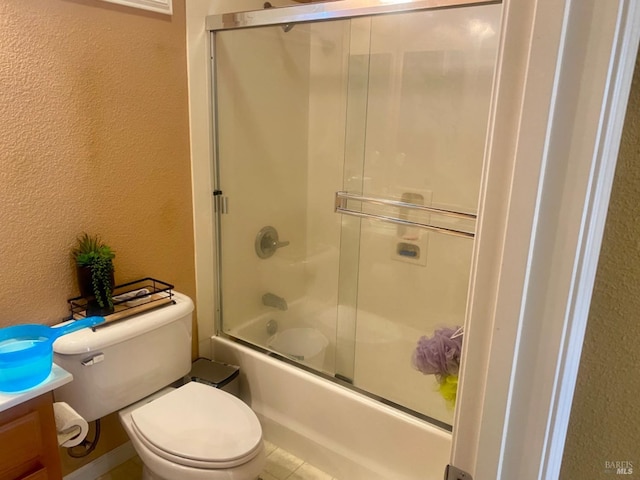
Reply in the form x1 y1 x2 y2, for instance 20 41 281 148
214 18 350 378
212 3 500 427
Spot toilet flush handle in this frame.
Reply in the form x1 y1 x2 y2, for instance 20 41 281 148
81 353 104 366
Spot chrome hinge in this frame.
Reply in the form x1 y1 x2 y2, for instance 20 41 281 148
444 465 473 480
213 190 228 214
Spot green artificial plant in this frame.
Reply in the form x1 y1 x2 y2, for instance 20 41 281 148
72 233 115 311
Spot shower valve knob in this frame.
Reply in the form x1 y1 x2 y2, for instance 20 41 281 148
255 226 289 259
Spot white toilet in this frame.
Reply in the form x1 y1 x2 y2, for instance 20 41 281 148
53 292 265 480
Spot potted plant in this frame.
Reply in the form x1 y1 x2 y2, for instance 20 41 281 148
72 233 116 316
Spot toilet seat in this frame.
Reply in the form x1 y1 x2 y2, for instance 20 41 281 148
130 382 263 469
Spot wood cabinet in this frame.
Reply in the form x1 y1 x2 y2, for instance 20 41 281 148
0 392 62 480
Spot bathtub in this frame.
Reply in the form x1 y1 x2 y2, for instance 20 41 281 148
224 299 338 372
211 335 452 480
225 300 456 425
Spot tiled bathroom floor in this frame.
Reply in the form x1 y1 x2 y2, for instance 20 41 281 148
96 441 338 480
260 441 337 480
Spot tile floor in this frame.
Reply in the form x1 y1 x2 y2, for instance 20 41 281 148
96 441 338 480
260 441 337 480
95 454 142 480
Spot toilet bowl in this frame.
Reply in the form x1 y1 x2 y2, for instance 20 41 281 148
52 292 265 480
119 383 265 480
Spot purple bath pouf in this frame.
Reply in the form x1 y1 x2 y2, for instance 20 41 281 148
412 327 462 380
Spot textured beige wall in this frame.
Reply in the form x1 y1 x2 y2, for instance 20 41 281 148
561 53 640 477
0 0 195 327
0 0 194 473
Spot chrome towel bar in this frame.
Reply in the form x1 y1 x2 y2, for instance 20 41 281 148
334 191 475 239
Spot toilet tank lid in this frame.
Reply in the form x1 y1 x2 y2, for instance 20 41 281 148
53 292 194 355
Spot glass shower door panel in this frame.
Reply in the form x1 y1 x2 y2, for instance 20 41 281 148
215 20 350 376
334 18 372 384
345 6 500 425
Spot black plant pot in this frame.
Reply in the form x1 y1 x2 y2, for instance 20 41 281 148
86 301 114 317
77 265 115 316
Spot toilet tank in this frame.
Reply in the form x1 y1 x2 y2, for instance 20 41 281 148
53 292 194 422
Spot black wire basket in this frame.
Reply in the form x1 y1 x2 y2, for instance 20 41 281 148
68 277 174 325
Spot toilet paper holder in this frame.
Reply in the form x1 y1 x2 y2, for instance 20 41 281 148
54 402 89 448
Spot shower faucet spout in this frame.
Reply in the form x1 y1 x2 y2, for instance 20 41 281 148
262 293 288 311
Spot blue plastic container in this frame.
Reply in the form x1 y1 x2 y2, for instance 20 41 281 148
0 316 105 392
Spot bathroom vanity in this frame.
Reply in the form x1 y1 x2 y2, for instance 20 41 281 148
0 365 72 480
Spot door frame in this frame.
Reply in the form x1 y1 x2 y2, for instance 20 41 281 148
454 0 640 478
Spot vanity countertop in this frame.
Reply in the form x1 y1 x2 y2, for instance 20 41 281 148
0 364 72 413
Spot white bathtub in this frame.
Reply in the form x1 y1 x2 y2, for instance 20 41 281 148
211 336 452 480
226 300 456 424
225 299 337 373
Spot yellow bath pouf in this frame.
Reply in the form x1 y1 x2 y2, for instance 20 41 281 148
439 375 458 407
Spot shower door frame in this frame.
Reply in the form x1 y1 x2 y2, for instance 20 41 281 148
204 0 499 30
191 0 640 478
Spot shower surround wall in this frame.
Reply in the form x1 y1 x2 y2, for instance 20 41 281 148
214 5 499 426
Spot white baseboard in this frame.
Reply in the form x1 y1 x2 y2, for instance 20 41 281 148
63 441 137 480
